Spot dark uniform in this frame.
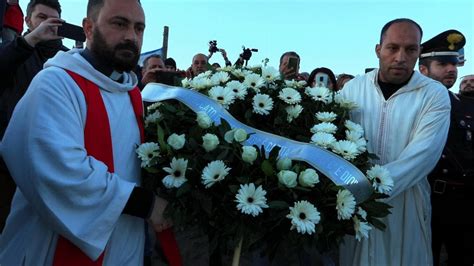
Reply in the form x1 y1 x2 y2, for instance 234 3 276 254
421 30 474 265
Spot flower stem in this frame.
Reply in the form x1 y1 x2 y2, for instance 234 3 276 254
231 237 243 266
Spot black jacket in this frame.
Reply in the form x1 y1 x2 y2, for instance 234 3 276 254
0 35 68 138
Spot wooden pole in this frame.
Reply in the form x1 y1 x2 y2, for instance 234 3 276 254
162 26 169 59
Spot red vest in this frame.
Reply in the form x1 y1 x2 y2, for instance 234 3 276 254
52 71 181 266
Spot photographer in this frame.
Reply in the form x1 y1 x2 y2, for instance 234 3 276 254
279 51 305 81
141 54 184 88
208 40 231 67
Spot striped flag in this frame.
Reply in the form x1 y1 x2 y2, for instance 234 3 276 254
138 48 163 66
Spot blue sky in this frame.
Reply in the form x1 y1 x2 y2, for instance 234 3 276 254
21 0 473 91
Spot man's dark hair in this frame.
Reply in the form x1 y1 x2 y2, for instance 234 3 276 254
87 0 105 21
26 0 61 18
279 51 300 65
143 54 162 69
379 18 423 44
164 57 176 69
418 58 433 68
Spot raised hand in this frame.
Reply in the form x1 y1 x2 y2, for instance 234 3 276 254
148 195 173 232
24 18 64 47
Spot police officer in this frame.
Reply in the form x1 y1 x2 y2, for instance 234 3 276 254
419 30 473 265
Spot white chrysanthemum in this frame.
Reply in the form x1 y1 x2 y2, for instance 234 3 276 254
202 133 219 152
201 160 231 188
278 87 302 104
310 122 337 134
336 189 356 220
225 80 247 100
196 111 213 129
310 132 336 149
190 77 211 90
162 157 188 189
235 183 269 217
231 68 250 78
243 73 266 92
286 104 303 122
252 94 274 115
353 216 372 241
284 80 307 89
242 146 258 164
219 66 234 72
331 140 360 160
334 93 358 109
210 71 230 85
298 168 319 187
277 170 297 188
315 112 337 122
305 87 332 104
208 86 235 109
367 165 393 195
287 200 321 235
181 77 191 88
261 66 281 82
145 110 161 126
136 142 160 168
345 120 364 135
167 133 185 150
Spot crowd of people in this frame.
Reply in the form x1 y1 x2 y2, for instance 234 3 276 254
0 0 473 265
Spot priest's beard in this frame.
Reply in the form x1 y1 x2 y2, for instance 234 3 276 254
90 28 140 72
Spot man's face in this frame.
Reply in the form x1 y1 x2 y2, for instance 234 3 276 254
376 22 421 84
460 75 474 96
84 0 145 72
192 54 208 75
26 4 60 31
279 54 300 75
420 61 458 89
142 57 164 73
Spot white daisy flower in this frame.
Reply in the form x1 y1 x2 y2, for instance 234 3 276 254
315 112 337 122
331 140 360 160
261 66 281 82
357 207 367 220
190 77 211 90
225 80 247 100
167 133 185 150
145 110 161 126
235 183 269 217
367 165 393 195
201 160 231 188
286 104 303 122
310 122 338 134
345 120 364 135
278 88 302 104
305 87 332 104
162 157 188 189
146 102 162 112
334 93 358 109
196 70 213 78
136 142 160 168
298 168 319 187
345 130 367 153
285 80 307 89
252 94 274 115
336 189 356 220
210 71 230 85
353 216 372 241
286 200 321 235
231 68 248 78
243 73 266 92
310 132 336 149
208 86 235 109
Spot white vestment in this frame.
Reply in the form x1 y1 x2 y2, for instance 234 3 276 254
0 49 145 265
339 70 450 266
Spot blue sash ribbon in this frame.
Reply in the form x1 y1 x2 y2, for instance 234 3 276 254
142 84 373 203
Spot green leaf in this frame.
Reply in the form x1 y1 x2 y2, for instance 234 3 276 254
176 182 191 198
261 160 274 177
268 201 289 210
367 217 386 230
